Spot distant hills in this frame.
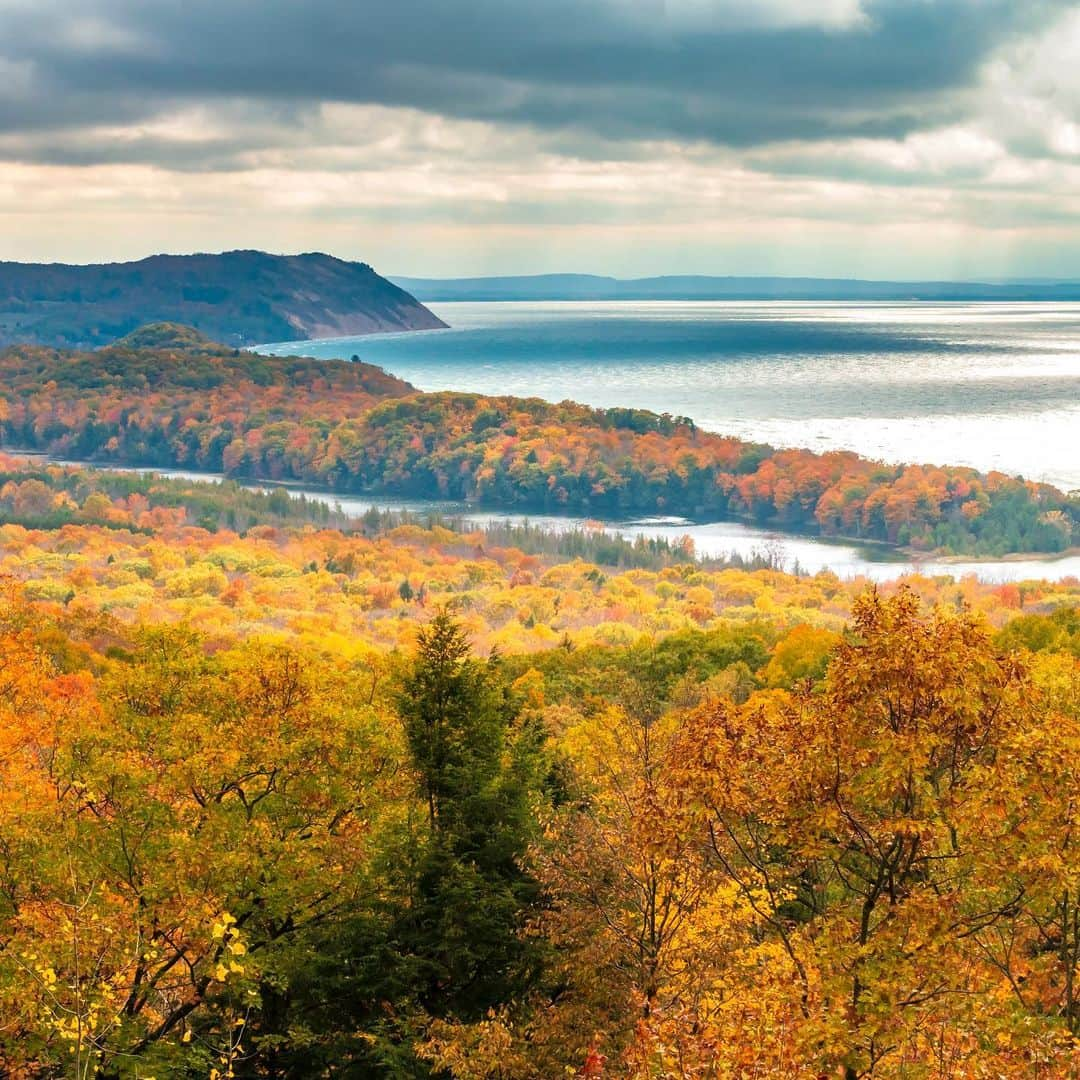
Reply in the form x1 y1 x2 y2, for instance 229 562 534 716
390 273 1080 302
0 251 447 349
7 254 1076 352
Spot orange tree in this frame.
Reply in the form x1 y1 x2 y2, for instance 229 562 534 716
660 587 1077 1078
0 606 399 1077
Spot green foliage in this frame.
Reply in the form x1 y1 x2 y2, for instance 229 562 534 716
505 620 777 712
268 613 548 1076
395 612 548 1016
996 606 1080 656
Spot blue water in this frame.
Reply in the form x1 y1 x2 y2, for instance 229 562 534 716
259 300 1080 493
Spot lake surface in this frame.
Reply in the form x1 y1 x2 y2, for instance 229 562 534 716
259 301 1080 492
78 463 1080 584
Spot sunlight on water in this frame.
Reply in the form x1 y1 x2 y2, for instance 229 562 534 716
259 301 1080 492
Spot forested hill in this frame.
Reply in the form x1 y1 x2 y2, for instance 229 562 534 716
0 250 447 349
1 329 1077 557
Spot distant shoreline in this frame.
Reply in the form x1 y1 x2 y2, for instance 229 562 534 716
389 273 1080 304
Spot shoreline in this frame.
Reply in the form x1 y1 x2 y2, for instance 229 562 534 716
916 545 1080 566
5 449 1078 570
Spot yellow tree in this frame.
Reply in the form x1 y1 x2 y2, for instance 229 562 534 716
961 649 1080 1070
667 588 1041 1078
0 612 400 1076
523 682 722 1078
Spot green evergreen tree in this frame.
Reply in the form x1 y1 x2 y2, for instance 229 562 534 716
269 611 547 1077
394 612 545 1019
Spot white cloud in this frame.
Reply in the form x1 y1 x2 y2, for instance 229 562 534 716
609 0 866 30
59 14 145 51
976 7 1080 161
0 0 1077 275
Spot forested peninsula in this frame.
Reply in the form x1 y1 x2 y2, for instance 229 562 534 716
2 324 1076 557
0 251 446 348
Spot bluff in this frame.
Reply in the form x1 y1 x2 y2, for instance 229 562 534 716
0 250 447 349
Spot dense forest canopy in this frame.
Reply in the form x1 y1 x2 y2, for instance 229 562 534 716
2 503 1080 1076
2 454 1076 650
2 320 1080 1077
1 329 1077 557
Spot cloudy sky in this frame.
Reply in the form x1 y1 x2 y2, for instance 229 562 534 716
2 0 1080 278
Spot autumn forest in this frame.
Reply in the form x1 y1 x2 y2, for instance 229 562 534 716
2 328 1080 1079
3 324 1077 557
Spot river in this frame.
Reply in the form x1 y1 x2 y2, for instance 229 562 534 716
75 463 1080 584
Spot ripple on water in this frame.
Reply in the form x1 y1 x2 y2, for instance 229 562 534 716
258 300 1080 492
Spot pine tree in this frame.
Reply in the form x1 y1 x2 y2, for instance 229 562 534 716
394 612 545 1020
273 611 547 1076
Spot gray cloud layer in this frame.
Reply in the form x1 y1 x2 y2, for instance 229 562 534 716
0 0 1071 160
2 0 1079 275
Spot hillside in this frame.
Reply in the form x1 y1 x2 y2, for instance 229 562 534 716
110 321 239 356
0 250 447 349
3 459 1080 1076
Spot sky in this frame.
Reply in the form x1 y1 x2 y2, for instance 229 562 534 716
2 0 1080 279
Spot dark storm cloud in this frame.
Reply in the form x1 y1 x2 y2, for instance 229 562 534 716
0 0 1070 166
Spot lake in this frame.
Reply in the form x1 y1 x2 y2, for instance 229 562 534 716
258 300 1080 493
